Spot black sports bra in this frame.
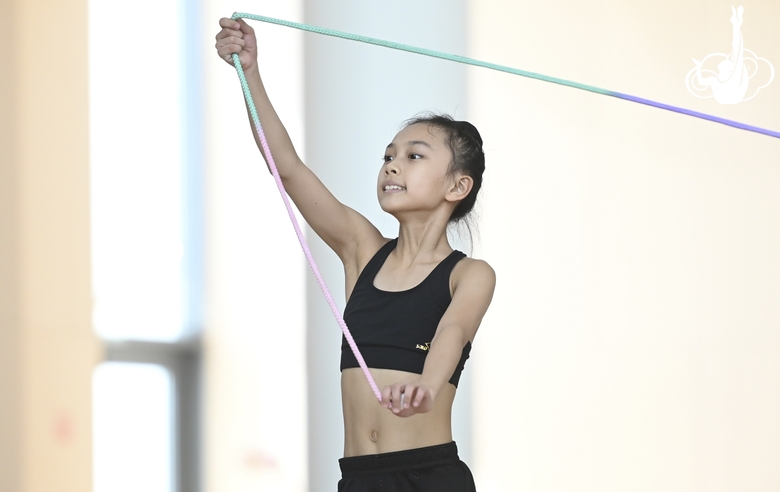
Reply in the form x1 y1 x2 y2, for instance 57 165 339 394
340 238 471 387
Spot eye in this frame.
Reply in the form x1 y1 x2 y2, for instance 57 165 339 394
409 153 423 160
383 155 394 163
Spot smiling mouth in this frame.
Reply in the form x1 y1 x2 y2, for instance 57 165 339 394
383 184 406 191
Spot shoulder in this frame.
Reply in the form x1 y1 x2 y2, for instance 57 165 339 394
450 257 496 297
440 257 495 340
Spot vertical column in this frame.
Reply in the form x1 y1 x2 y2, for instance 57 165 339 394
0 0 21 490
12 0 101 491
302 2 469 489
2 1 101 489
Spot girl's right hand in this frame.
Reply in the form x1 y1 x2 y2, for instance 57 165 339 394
214 18 258 72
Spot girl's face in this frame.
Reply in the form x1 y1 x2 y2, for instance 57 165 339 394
377 123 455 218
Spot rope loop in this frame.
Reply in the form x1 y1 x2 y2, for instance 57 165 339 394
231 12 779 140
228 11 780 401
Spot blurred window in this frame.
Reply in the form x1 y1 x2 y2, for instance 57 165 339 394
93 363 174 492
89 0 203 491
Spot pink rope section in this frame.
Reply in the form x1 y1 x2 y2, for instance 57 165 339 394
231 54 382 402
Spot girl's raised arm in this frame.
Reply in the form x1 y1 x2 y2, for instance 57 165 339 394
215 18 384 264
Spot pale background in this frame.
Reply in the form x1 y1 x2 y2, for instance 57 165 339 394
1 1 778 492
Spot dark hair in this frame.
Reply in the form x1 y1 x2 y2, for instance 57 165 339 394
403 113 485 223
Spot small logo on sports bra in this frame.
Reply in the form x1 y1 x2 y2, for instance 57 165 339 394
416 342 430 351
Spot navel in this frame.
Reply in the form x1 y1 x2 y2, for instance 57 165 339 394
370 430 379 442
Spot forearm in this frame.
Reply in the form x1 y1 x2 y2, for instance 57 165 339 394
242 66 302 179
418 327 467 399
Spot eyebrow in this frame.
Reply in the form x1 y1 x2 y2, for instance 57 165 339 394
385 140 433 150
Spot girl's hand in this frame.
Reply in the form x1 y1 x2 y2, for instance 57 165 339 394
381 381 436 418
214 18 258 71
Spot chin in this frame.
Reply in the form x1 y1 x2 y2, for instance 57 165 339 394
378 201 401 219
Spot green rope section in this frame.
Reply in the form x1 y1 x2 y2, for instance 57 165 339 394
231 12 780 139
233 12 610 96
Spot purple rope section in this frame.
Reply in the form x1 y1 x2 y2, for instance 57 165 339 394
231 54 382 402
612 92 780 139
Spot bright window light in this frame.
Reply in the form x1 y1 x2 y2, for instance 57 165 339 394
93 362 174 492
89 0 186 341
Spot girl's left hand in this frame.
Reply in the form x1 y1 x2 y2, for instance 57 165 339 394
381 381 435 417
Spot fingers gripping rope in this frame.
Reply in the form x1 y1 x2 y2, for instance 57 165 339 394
230 54 383 402
231 12 780 139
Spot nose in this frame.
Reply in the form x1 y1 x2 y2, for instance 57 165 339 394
384 161 399 175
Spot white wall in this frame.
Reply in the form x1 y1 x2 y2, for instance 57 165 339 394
470 1 780 491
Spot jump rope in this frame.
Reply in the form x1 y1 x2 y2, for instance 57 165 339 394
228 12 780 402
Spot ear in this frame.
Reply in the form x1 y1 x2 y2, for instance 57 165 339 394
445 174 474 204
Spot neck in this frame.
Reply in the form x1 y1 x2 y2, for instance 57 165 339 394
393 213 452 263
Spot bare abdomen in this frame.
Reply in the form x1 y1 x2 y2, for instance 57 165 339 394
340 368 456 457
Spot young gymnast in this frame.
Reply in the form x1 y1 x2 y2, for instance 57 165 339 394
216 18 495 491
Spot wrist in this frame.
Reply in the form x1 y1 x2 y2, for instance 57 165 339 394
416 377 439 401
242 62 261 79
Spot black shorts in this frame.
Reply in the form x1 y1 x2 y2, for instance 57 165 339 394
337 441 476 492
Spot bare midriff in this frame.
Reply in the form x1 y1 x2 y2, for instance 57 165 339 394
341 367 456 457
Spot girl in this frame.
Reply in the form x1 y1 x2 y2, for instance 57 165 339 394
215 17 495 492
